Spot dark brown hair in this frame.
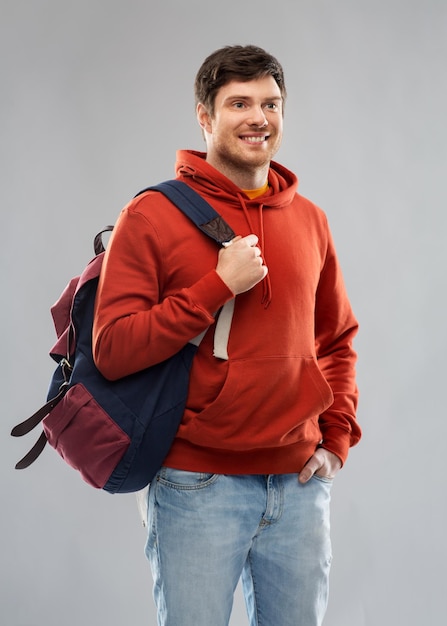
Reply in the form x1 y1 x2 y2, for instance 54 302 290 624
194 44 286 115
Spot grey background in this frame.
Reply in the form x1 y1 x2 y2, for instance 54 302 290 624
2 1 446 624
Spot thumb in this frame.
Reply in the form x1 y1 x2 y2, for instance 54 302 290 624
298 457 319 484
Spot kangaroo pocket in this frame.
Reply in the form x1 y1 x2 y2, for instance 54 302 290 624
181 356 334 450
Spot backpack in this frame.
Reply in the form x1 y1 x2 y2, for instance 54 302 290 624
11 180 235 494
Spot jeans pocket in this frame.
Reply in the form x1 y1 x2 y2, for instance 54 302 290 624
311 473 334 485
157 467 219 490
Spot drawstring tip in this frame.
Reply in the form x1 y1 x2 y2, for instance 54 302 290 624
261 296 271 309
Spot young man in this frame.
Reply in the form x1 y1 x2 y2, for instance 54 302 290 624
93 45 361 626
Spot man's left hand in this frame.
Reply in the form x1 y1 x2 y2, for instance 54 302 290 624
298 448 342 484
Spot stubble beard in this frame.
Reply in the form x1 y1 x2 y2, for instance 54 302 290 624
212 136 281 184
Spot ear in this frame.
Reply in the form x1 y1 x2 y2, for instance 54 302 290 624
196 103 212 133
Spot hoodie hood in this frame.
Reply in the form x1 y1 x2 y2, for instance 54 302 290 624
175 150 299 208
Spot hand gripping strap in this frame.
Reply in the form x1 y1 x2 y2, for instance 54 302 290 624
141 179 237 360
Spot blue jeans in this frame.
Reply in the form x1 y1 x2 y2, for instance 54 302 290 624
145 470 333 626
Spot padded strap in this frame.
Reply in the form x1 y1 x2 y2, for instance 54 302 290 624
138 180 236 246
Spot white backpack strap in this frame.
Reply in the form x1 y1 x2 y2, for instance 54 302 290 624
213 299 235 360
189 298 235 359
189 329 208 347
135 485 149 527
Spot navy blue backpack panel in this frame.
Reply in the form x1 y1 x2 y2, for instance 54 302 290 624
11 180 234 494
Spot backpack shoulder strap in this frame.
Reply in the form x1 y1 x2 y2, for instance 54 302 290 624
137 179 235 246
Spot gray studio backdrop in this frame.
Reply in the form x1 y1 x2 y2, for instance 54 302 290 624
2 1 446 625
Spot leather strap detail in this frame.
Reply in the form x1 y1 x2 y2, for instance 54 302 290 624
11 385 67 437
14 432 48 469
199 216 235 246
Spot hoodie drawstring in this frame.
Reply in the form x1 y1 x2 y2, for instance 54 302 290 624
237 193 272 308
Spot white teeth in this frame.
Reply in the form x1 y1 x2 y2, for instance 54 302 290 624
243 136 266 143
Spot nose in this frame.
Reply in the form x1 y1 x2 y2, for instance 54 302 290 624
249 106 268 128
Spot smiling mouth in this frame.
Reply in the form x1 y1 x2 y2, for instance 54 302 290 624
240 135 268 143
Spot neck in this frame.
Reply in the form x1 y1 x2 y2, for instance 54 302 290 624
205 155 270 190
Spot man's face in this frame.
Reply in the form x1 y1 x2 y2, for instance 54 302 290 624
197 76 284 179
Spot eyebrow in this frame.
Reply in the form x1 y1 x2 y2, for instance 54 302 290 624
224 95 283 103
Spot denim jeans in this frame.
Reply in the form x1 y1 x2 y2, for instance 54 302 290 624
145 469 333 626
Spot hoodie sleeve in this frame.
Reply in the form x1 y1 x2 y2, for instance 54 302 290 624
314 222 361 464
92 201 233 381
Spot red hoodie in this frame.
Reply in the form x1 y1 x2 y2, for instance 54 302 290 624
93 150 360 474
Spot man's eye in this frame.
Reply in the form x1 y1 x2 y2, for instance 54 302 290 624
265 103 278 110
233 102 245 109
